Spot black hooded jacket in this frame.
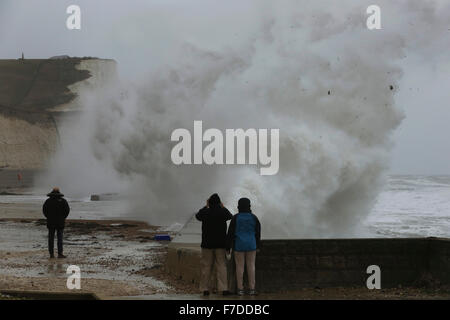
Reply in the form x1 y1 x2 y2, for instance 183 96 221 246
43 191 70 229
196 205 233 249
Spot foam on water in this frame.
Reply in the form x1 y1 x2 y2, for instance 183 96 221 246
365 175 450 237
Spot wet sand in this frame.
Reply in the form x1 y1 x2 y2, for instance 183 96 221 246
0 170 198 298
0 218 198 298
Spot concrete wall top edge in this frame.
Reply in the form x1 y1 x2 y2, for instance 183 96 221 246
260 237 448 242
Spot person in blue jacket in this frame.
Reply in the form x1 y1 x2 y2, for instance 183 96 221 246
226 197 261 296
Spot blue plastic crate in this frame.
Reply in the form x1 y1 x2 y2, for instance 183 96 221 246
154 234 171 241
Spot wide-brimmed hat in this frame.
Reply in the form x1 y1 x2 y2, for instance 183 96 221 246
47 187 64 197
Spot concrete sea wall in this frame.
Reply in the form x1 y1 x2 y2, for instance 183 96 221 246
254 238 449 291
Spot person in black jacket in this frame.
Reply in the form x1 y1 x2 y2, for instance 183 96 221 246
43 187 70 258
195 193 233 296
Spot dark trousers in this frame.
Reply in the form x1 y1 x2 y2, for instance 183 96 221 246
48 228 64 255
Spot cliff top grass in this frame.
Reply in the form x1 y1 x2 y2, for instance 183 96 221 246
0 58 92 119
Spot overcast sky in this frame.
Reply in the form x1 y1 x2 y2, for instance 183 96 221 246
1 0 449 175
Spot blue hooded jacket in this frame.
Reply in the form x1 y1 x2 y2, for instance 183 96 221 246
226 212 261 252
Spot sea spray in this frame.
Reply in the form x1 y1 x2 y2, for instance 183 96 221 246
37 0 450 237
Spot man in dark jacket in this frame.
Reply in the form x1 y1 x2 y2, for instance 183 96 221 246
195 193 233 296
43 187 70 258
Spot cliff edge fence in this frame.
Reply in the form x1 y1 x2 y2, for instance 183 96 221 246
0 57 115 170
166 216 450 292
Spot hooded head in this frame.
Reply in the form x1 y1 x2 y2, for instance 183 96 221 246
238 197 251 213
208 193 221 208
47 187 64 198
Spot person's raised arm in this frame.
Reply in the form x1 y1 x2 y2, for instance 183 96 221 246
195 205 209 221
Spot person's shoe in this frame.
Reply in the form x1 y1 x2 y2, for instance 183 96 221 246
203 291 210 296
57 254 67 259
248 289 258 296
222 290 231 296
49 254 55 259
237 289 245 296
